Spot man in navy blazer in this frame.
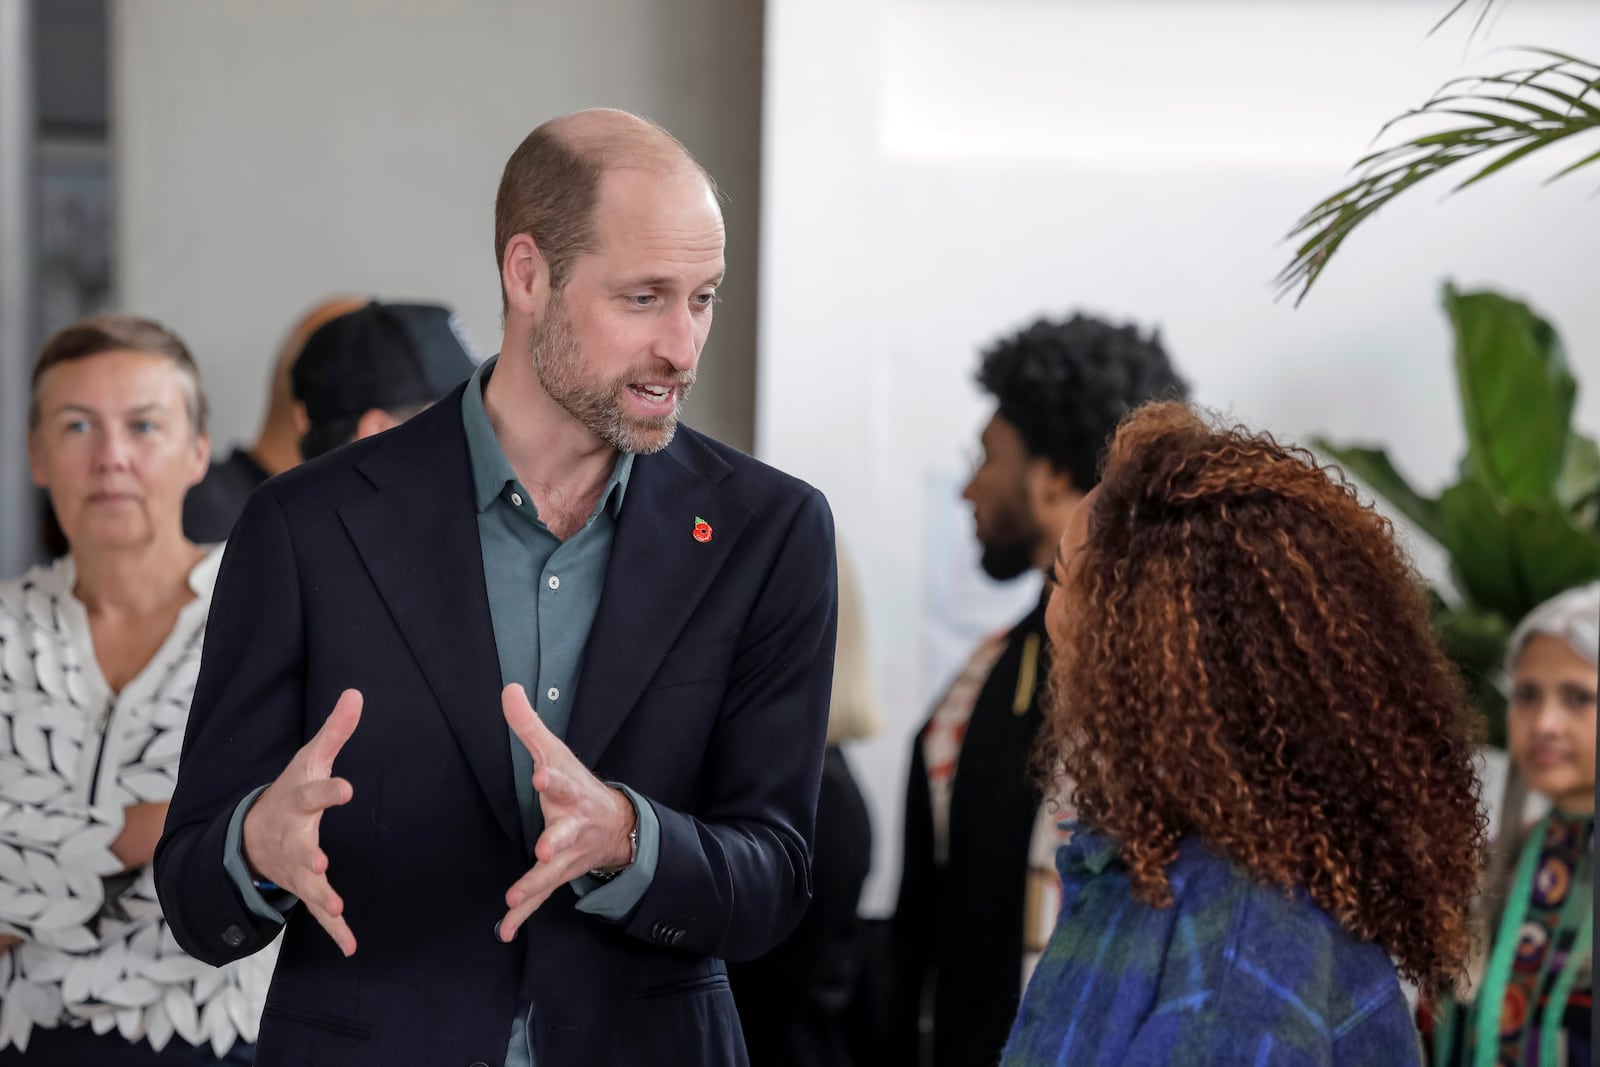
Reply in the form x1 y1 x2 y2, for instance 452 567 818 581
155 109 837 1067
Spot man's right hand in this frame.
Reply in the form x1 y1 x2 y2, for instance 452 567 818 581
241 688 362 957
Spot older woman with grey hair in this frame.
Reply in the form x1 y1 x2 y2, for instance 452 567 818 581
1429 581 1597 1067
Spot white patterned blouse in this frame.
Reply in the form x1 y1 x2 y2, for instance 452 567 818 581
0 546 275 1056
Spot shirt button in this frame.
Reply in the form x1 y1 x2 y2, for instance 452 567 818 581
547 575 560 590
510 492 524 507
547 687 560 702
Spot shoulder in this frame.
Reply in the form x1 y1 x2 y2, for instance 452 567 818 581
0 557 72 627
258 391 469 517
186 543 228 602
1165 841 1407 1047
663 425 827 513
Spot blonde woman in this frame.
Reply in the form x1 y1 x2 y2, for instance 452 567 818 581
0 315 272 1064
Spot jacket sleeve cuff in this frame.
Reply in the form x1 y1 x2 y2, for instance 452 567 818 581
222 785 297 923
571 783 660 920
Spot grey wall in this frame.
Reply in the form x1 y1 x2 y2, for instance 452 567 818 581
113 0 762 455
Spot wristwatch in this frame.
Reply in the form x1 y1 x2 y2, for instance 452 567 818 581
587 825 639 881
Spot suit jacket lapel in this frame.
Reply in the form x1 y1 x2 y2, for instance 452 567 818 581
338 395 523 849
566 433 751 767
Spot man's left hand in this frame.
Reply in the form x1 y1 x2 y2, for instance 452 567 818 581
497 683 636 942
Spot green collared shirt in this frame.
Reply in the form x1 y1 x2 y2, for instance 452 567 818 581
223 358 660 1067
462 357 660 1067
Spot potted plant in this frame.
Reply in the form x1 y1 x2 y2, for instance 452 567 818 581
1314 284 1600 745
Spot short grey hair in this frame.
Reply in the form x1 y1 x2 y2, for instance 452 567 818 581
1507 581 1600 673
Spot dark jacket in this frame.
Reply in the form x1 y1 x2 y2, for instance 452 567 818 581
888 595 1049 1067
155 390 838 1067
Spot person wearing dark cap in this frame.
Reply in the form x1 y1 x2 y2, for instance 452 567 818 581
181 296 367 542
291 300 480 461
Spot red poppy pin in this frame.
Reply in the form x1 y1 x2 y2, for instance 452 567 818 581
693 516 713 543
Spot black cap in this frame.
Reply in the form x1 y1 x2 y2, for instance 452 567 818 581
291 301 479 423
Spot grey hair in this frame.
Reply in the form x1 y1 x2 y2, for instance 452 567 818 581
1506 581 1600 674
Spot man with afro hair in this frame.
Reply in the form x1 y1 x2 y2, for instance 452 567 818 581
886 313 1187 1067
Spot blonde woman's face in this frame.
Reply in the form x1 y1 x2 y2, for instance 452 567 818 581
1508 633 1597 814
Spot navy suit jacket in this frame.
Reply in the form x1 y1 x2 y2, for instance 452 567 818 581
154 388 838 1067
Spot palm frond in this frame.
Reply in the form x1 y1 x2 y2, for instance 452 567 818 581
1277 49 1600 305
1430 0 1499 41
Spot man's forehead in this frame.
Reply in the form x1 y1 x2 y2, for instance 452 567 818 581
595 168 723 233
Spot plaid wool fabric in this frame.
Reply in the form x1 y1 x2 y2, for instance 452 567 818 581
1001 828 1423 1066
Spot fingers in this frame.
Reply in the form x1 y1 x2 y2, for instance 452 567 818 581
534 817 580 865
303 887 357 958
530 763 574 803
305 689 363 777
501 684 560 766
294 777 354 815
498 863 570 942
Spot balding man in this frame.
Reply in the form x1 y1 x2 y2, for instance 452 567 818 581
181 295 366 541
156 111 838 1067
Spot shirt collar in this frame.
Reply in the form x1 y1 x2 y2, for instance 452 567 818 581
1058 823 1120 877
460 355 635 518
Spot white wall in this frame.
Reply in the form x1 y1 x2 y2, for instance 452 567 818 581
761 0 1600 914
112 0 763 452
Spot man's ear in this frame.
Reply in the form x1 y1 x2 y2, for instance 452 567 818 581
502 233 552 318
292 402 311 436
1026 456 1078 508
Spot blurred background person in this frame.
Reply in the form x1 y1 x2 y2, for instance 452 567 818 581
180 295 365 542
0 314 270 1064
290 300 480 461
1427 581 1596 1067
888 313 1187 1067
730 541 879 1067
1004 403 1485 1064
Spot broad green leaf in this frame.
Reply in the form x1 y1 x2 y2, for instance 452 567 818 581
1311 440 1446 545
1439 480 1525 616
1508 497 1600 606
1556 433 1600 517
1445 285 1576 502
1432 605 1511 673
1440 479 1600 616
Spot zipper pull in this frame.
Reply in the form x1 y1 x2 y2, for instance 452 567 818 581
95 698 113 733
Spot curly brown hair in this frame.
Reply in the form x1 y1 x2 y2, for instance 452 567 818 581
1038 402 1487 985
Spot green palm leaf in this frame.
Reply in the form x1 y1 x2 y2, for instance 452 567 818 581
1277 49 1600 305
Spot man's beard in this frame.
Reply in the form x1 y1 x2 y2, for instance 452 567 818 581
977 493 1041 581
978 537 1037 581
529 293 696 455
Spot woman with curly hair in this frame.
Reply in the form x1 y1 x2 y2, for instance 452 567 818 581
1002 402 1486 1066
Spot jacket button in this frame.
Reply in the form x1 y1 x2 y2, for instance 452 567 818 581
669 929 685 946
221 925 246 948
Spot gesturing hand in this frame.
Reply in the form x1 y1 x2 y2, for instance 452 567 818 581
241 688 362 957
497 684 636 942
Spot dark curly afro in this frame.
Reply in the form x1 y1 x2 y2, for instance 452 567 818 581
976 314 1188 492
